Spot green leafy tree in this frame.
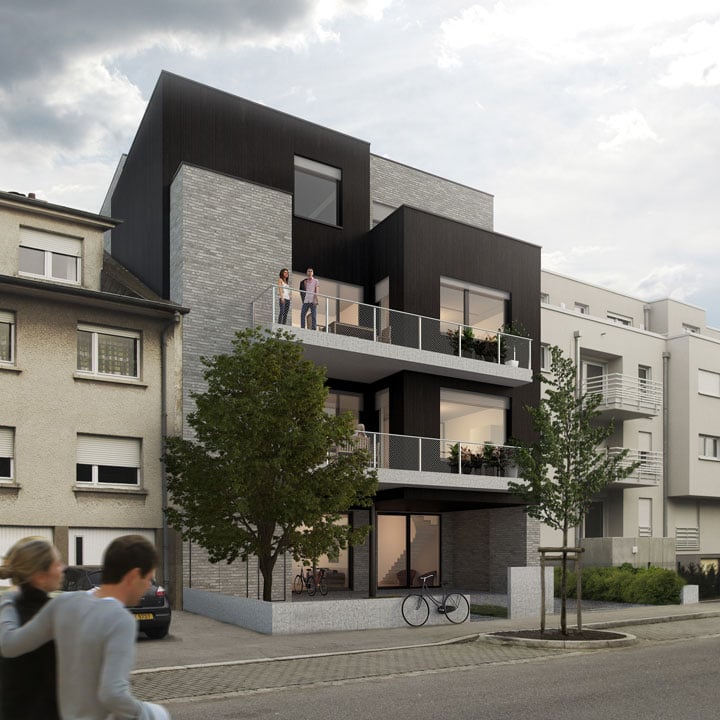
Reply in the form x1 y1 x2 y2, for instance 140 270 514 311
508 345 639 633
164 327 378 601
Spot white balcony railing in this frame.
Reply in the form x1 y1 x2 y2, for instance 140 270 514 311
332 432 520 477
583 373 662 415
607 447 662 485
250 286 532 370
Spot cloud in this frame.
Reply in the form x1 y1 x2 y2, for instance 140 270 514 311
652 19 720 87
597 110 660 151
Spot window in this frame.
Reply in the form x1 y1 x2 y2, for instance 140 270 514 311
77 325 139 378
324 391 362 424
638 498 652 537
607 312 632 326
574 303 589 314
76 435 141 486
683 323 700 334
699 435 720 460
440 278 508 335
540 343 550 371
18 228 81 283
440 389 508 445
0 427 14 480
0 311 15 364
698 370 720 397
540 292 549 304
377 514 440 588
294 156 342 226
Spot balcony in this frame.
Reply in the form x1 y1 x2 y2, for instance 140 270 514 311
251 286 533 386
607 448 662 487
583 374 662 420
332 432 521 494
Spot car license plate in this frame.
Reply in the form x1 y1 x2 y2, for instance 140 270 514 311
135 613 154 620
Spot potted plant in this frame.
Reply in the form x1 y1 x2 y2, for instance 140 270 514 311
499 320 529 366
447 326 476 357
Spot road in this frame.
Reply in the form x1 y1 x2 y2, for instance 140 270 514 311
155 622 720 719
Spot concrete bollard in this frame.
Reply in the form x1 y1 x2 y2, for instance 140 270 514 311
681 584 699 605
508 566 554 619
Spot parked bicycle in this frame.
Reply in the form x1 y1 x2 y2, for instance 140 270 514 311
401 572 470 626
292 566 329 596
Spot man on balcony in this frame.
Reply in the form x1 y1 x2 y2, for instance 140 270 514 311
300 267 319 330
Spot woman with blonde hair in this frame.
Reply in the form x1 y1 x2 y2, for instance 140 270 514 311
0 536 64 720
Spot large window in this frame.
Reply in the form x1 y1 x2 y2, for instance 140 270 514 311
440 389 508 445
0 311 15 364
76 435 141 486
377 514 440 588
19 228 81 283
294 156 341 226
699 435 720 460
440 278 507 335
77 325 139 378
0 427 14 480
324 391 362 424
698 370 720 397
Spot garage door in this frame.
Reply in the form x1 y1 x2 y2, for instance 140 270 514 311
0 526 54 586
68 528 156 565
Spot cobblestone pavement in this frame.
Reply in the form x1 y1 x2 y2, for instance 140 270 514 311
131 614 720 703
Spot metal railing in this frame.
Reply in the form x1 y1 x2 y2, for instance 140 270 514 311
331 432 520 477
583 373 662 412
251 285 532 369
607 448 662 484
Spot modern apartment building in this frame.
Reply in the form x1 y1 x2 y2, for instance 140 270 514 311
104 71 542 599
541 270 720 570
0 190 186 593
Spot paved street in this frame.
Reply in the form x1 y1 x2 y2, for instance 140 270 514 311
130 604 720 715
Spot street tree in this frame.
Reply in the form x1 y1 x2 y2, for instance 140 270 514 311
508 345 638 633
164 327 378 601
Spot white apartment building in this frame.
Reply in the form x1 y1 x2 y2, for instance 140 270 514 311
541 270 720 570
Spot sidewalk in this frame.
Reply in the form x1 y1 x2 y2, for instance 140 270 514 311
134 599 720 671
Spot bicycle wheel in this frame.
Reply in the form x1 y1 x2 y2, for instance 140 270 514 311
319 578 328 596
443 592 470 624
292 575 303 595
401 594 429 627
306 576 317 596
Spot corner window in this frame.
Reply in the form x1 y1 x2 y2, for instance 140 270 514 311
440 278 508 335
698 370 720 397
699 435 720 460
77 325 139 378
19 228 81 284
294 156 341 226
76 434 141 486
440 389 508 445
0 311 15 364
0 427 14 480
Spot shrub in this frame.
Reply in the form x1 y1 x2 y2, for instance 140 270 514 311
554 564 685 604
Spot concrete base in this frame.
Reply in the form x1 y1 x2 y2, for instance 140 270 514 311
507 566 554 619
183 588 470 634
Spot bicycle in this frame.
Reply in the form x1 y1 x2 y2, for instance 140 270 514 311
292 566 329 596
401 572 470 626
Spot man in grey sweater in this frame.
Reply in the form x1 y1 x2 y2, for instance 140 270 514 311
0 535 170 720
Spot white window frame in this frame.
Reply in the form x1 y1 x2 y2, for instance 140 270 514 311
698 370 720 398
575 303 589 315
607 312 632 326
540 343 550 371
18 228 82 284
699 434 720 460
0 427 15 481
540 292 549 304
0 310 15 365
76 324 140 379
76 434 141 487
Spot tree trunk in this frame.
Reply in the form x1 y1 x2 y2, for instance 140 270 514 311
258 554 276 602
560 523 568 635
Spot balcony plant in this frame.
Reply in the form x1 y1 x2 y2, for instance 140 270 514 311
446 326 476 358
498 320 530 366
447 442 472 473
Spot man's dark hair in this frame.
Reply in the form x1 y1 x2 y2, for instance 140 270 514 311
101 535 158 584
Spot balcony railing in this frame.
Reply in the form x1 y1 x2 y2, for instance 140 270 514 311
250 286 532 370
332 432 520 477
583 374 662 415
607 447 662 485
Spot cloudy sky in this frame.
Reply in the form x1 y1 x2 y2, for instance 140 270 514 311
2 1 719 324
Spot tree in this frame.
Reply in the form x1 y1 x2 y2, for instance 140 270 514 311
507 345 639 634
164 327 378 601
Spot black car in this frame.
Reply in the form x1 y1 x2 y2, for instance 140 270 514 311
61 566 172 639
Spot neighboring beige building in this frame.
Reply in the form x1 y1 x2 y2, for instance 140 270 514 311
541 270 720 570
0 190 187 598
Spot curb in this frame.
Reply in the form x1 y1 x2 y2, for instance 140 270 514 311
478 631 638 649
